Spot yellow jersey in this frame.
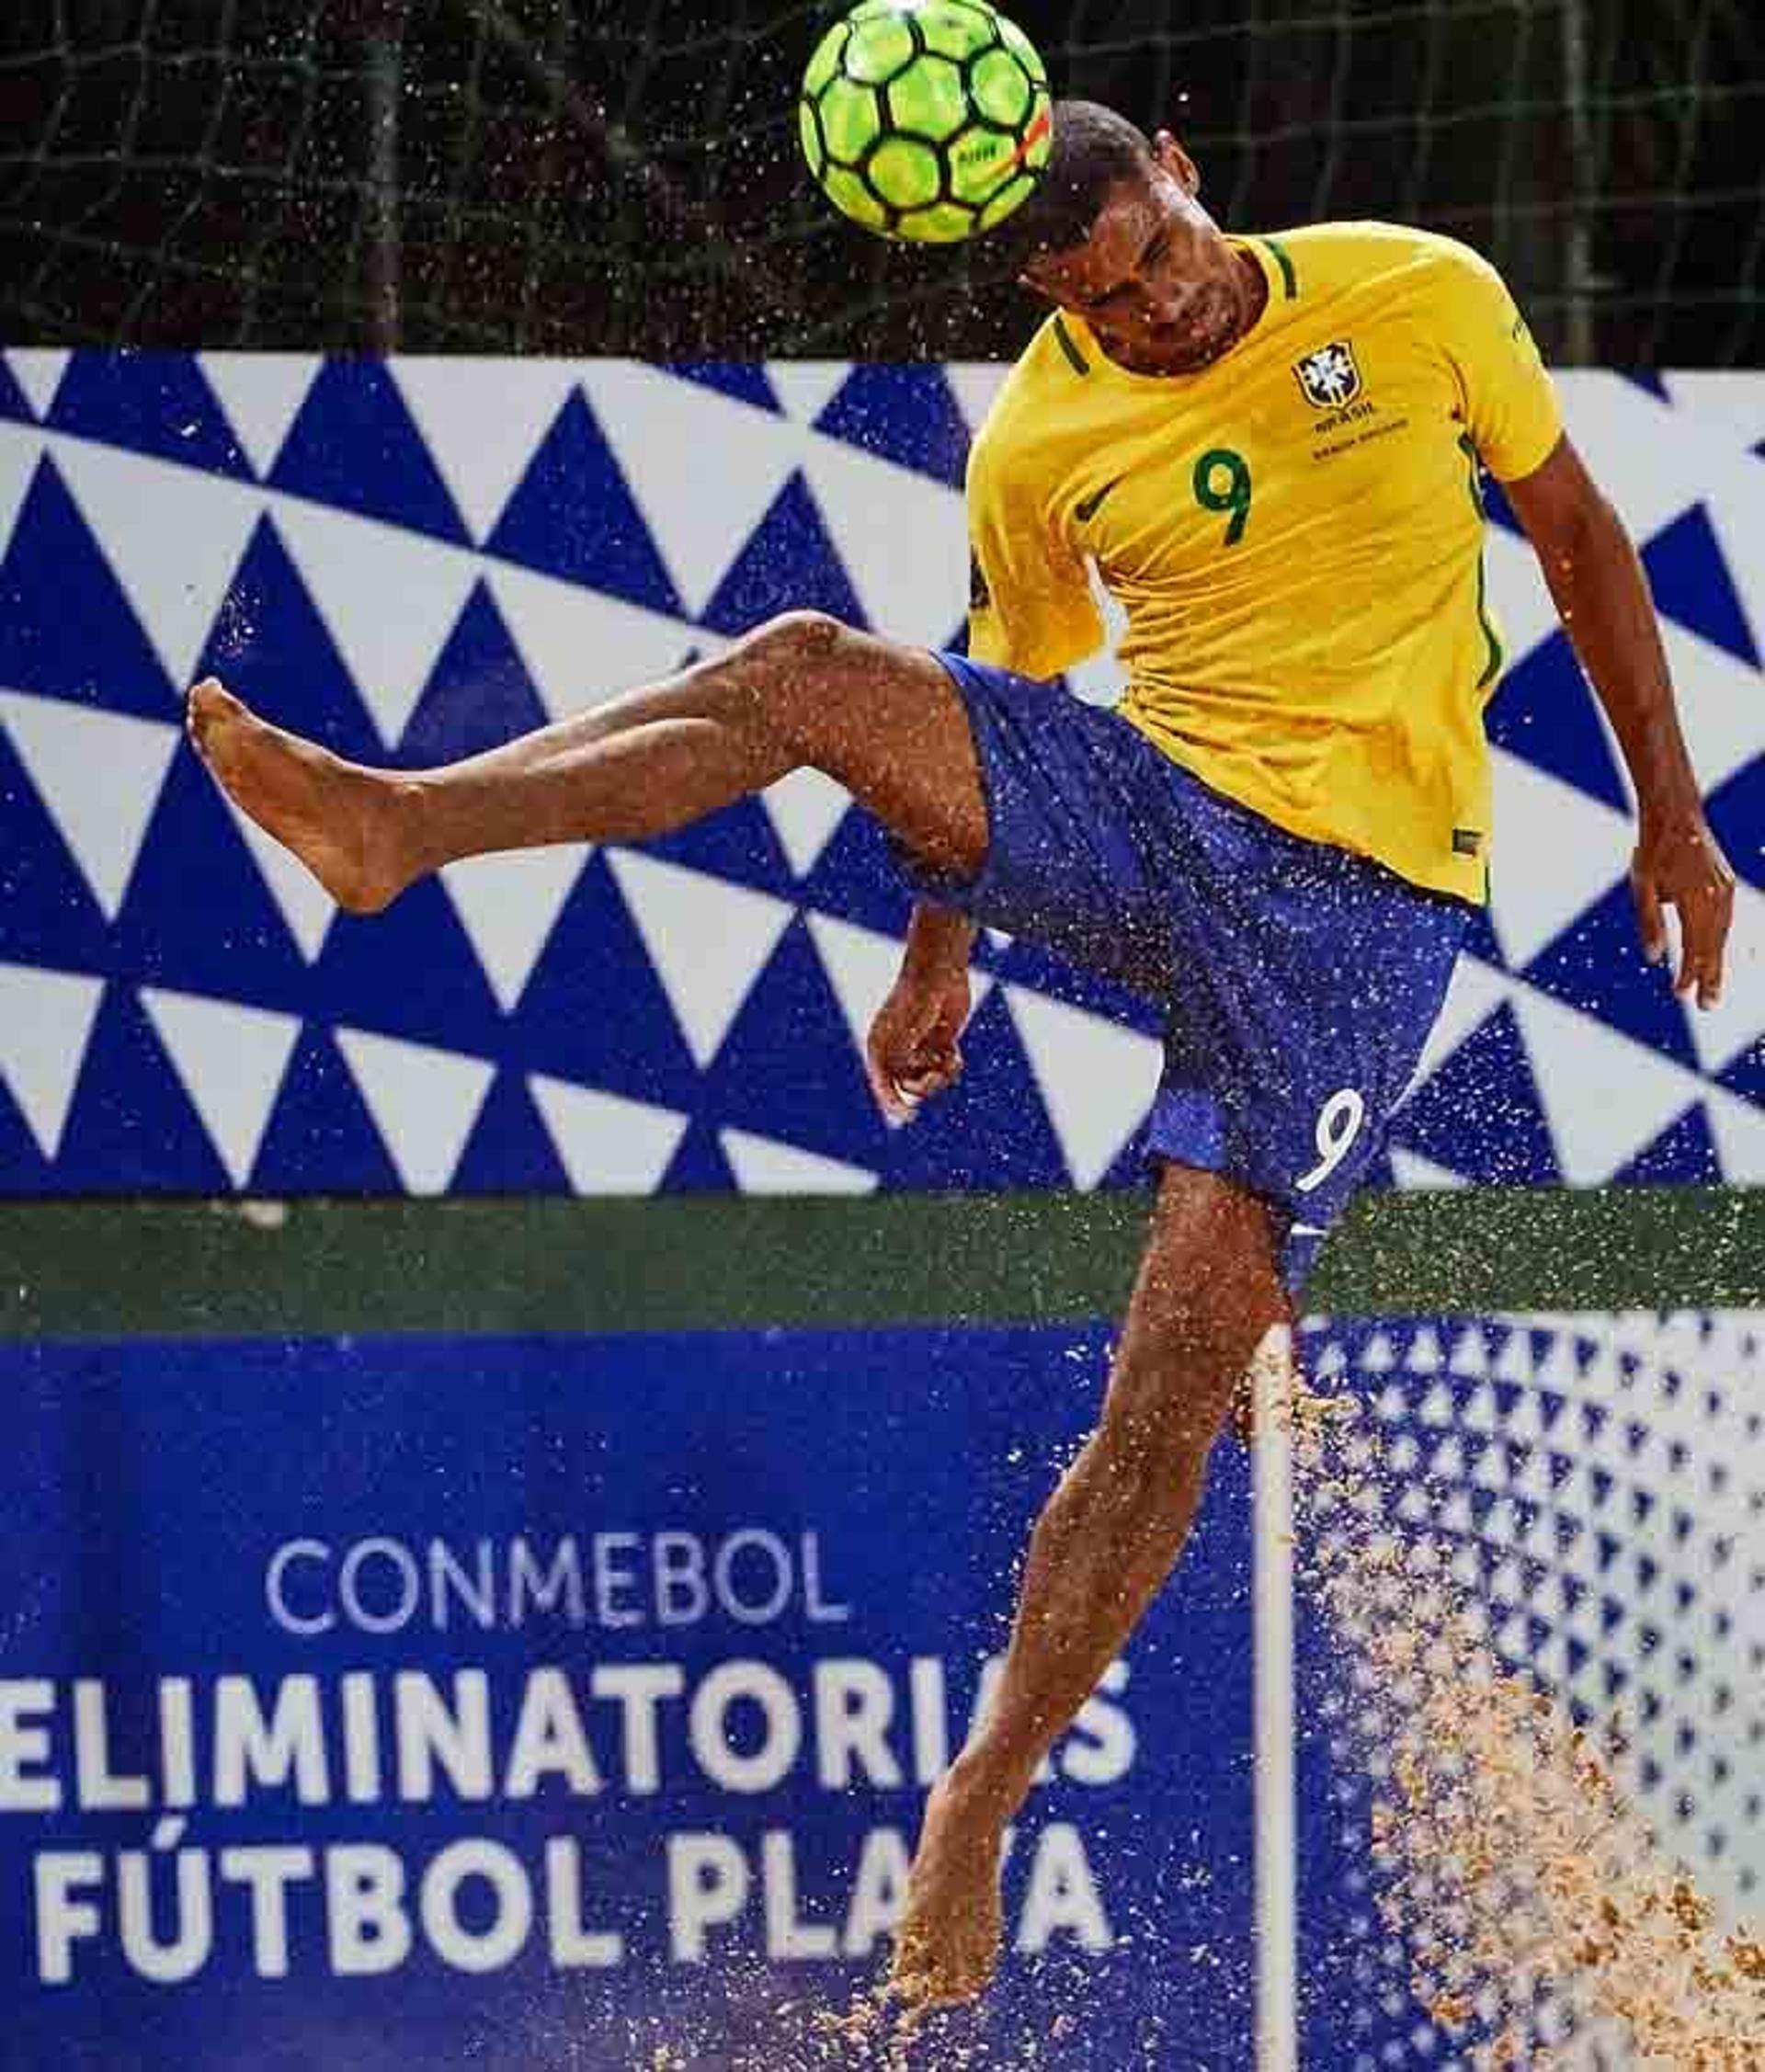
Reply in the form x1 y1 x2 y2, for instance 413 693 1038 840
963 222 1564 903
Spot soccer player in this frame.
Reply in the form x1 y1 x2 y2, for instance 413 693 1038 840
188 100 1735 2010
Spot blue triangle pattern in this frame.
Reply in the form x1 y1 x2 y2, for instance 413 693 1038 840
48 351 253 479
307 882 505 1058
511 853 702 1110
1612 1102 1722 1186
814 365 971 488
1716 1040 1765 1109
666 362 780 413
1385 1003 1560 1185
1704 755 1765 894
1483 631 1629 813
1640 504 1759 665
53 986 231 1191
253 1027 404 1193
879 985 1068 1189
661 1118 737 1191
394 579 549 767
1621 370 1672 402
0 724 117 972
0 1075 58 1192
1520 882 1698 1067
0 357 34 424
638 798 796 896
451 1068 573 1192
699 918 891 1168
0 455 179 717
269 360 470 544
110 749 313 1009
486 389 681 614
191 515 385 760
700 471 868 637
799 809 917 937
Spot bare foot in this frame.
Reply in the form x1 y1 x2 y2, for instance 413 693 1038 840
186 678 412 913
888 1769 1008 2013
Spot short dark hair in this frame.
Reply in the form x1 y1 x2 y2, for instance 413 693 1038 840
993 99 1156 270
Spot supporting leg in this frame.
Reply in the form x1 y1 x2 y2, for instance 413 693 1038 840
891 1163 1290 2008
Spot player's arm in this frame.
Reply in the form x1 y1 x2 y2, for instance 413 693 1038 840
869 438 1106 1117
1439 238 1735 1009
1503 436 1735 1008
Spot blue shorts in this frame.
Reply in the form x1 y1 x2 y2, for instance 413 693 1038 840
897 653 1471 1291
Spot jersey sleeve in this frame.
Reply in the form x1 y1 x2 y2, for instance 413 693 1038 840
964 430 1105 680
1432 240 1564 484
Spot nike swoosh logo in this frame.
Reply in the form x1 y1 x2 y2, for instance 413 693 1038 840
983 108 1053 188
1074 477 1122 523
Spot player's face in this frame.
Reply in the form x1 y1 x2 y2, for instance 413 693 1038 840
1022 133 1257 375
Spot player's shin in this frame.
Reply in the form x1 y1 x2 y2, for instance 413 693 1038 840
397 709 797 872
948 1402 1224 1818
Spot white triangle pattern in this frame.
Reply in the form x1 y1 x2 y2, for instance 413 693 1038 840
1486 747 1634 971
762 768 852 879
51 435 262 684
0 421 40 561
581 361 804 620
719 1128 876 1195
334 1028 495 1194
1508 988 1705 1183
198 355 321 481
606 849 794 1068
0 355 1759 1197
220 794 338 964
768 361 854 427
1386 1146 1470 1190
0 692 179 919
0 962 105 1158
528 1075 687 1194
1658 618 1765 795
392 359 582 546
139 987 301 1187
268 497 479 746
1004 985 1163 1190
1684 872 1765 1079
485 563 702 723
801 440 968 642
441 848 587 1013
4 349 71 421
804 912 997 1088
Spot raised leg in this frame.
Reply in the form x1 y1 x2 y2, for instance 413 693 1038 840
890 1163 1290 2009
186 610 987 910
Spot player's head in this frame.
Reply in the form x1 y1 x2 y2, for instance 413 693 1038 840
1001 99 1250 373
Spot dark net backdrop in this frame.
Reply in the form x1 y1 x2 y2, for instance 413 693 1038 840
1 0 1760 363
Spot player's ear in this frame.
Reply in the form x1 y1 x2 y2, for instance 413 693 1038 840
1151 129 1201 197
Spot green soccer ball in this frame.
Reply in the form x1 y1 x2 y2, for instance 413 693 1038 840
799 0 1053 244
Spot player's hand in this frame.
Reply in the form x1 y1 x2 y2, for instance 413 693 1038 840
864 965 972 1123
1630 812 1736 1011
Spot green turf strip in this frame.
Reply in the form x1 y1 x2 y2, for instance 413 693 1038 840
2 1189 1760 1340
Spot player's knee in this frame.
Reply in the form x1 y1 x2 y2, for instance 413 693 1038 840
743 609 849 686
729 610 856 751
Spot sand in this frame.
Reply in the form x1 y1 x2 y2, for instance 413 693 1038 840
1292 1381 1765 2069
